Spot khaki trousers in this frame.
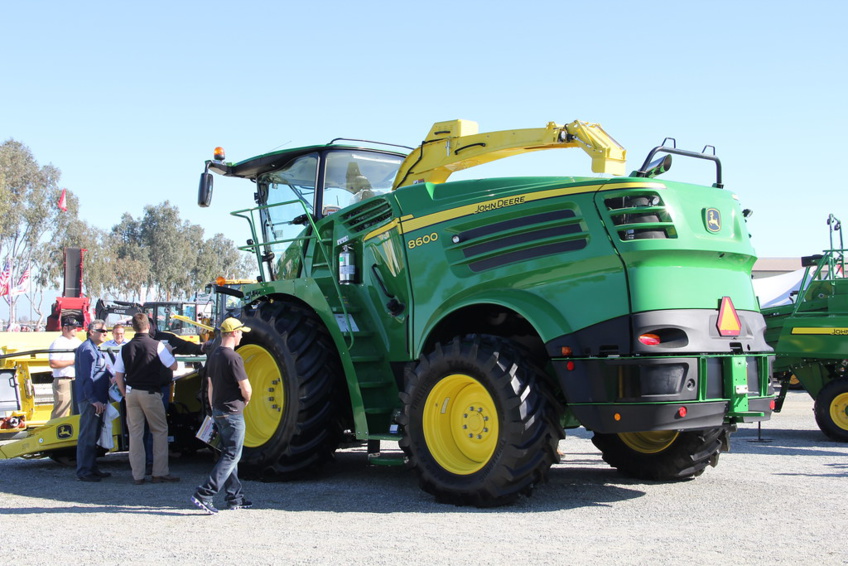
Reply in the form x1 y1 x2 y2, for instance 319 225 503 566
51 378 74 420
125 389 169 480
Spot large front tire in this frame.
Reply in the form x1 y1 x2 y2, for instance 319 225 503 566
236 301 348 479
814 378 848 442
399 336 562 507
591 427 725 481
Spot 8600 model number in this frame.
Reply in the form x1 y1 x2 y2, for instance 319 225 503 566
408 232 439 249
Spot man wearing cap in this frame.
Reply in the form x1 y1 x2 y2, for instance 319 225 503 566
48 316 83 419
74 319 112 482
114 313 180 485
192 317 253 514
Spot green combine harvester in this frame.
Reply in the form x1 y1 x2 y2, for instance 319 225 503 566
195 118 774 506
765 214 848 440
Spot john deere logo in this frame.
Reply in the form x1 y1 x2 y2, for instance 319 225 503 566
57 424 73 439
705 208 721 233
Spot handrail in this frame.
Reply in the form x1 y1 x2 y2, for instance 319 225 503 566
230 200 357 349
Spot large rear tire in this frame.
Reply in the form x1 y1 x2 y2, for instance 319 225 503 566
399 336 562 507
236 301 348 479
814 378 848 442
591 427 724 481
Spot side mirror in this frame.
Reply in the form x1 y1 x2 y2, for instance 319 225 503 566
198 172 214 207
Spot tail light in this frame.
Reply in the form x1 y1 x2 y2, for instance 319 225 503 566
639 333 661 346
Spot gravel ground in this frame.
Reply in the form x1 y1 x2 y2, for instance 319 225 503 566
0 390 845 565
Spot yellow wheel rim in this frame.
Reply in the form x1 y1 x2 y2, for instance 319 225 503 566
829 392 848 431
619 430 679 454
422 374 499 475
239 344 284 448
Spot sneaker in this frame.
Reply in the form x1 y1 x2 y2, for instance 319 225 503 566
133 479 146 485
227 500 253 510
191 495 218 515
78 475 101 482
151 475 181 483
92 470 112 478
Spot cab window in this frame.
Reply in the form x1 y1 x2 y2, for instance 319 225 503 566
320 151 404 216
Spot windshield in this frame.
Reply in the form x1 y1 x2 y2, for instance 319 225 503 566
320 150 404 215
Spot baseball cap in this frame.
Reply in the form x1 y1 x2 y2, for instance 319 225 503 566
61 316 81 328
219 317 251 333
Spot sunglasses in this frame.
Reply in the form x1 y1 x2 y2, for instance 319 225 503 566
92 329 107 333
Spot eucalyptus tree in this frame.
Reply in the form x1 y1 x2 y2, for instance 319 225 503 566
113 202 251 301
0 139 64 324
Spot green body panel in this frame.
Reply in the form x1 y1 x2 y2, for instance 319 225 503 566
594 179 759 313
391 177 630 354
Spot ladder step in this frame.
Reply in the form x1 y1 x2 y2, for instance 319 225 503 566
359 379 395 389
364 407 393 415
351 354 382 363
351 330 375 338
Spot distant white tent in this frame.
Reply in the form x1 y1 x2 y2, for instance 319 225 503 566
754 269 806 308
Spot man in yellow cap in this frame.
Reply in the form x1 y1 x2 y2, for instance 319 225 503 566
192 317 253 514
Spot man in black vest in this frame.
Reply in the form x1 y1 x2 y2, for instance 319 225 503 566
114 313 180 485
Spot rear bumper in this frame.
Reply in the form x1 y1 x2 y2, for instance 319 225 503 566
568 397 773 434
553 355 774 433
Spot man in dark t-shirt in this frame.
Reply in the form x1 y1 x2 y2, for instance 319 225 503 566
191 317 253 514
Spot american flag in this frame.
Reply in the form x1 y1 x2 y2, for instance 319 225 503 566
0 259 10 296
11 266 30 295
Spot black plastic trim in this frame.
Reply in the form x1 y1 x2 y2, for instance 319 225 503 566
571 401 729 433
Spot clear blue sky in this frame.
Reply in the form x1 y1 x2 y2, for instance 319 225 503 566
2 0 845 276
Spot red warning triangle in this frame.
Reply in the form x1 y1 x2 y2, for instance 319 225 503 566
717 296 741 337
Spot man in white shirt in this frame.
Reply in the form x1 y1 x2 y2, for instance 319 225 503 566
101 322 127 374
48 316 83 419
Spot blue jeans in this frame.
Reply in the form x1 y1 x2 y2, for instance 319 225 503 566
194 410 246 505
76 402 103 478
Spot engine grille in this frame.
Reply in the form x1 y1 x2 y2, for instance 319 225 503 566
604 192 676 240
338 199 393 235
